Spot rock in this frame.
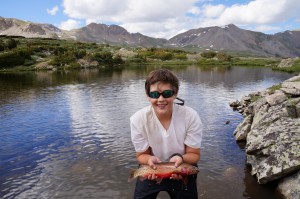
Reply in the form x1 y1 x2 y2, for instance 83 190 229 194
223 167 240 181
247 117 299 154
281 74 300 96
233 115 252 141
277 170 300 199
253 140 300 184
240 96 252 107
78 59 99 67
277 58 296 68
229 100 240 108
284 98 300 118
248 97 267 116
35 60 55 70
281 82 300 96
232 74 300 198
286 105 298 118
265 90 288 106
245 109 300 183
250 103 269 129
286 74 300 82
186 53 201 61
115 48 137 59
246 154 265 176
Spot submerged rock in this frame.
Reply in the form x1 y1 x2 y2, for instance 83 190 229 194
231 74 300 199
277 170 300 199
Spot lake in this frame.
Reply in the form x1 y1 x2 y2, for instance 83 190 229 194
0 65 294 199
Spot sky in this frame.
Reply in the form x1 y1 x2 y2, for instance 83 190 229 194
0 0 300 39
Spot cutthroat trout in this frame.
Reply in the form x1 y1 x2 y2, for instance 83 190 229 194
128 162 198 183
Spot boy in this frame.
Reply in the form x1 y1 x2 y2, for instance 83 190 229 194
130 69 203 199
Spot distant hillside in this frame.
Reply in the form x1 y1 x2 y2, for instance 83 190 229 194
68 23 167 47
0 17 166 47
0 17 68 39
168 24 300 57
1 17 300 57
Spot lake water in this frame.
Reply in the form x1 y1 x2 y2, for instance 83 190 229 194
0 65 294 199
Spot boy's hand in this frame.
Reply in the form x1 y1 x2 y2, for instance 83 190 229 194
169 155 183 168
147 156 161 170
147 156 161 180
169 155 184 180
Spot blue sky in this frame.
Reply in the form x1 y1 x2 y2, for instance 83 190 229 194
1 0 299 39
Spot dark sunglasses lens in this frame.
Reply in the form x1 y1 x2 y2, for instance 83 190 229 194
162 90 174 98
149 91 160 98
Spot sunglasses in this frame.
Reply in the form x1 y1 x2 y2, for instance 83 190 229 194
148 90 174 99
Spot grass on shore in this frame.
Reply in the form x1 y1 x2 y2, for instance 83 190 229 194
0 36 300 73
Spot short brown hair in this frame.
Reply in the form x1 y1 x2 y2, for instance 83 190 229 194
145 69 179 95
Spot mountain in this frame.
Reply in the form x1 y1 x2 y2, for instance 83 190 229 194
0 17 68 39
68 23 167 47
0 17 166 47
1 17 300 57
168 24 300 57
273 30 300 57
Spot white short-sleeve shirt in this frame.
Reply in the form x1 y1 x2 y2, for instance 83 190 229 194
130 104 203 161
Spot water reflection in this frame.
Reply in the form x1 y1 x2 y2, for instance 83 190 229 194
0 66 293 198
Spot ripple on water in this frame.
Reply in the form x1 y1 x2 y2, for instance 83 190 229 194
0 67 293 199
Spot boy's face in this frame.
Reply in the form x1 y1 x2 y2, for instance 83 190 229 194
148 82 177 118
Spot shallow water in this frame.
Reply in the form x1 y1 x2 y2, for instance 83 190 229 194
0 65 293 198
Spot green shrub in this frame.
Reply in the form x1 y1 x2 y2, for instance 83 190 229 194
24 59 36 66
91 51 114 64
267 84 282 94
216 52 232 61
152 50 173 60
174 53 187 60
0 40 4 52
49 52 76 66
127 57 145 63
113 54 124 64
53 47 67 56
74 50 87 59
0 52 25 68
160 52 173 60
69 62 81 68
201 51 217 58
5 38 17 49
0 47 33 68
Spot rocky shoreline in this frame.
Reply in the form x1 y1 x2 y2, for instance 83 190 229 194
230 74 300 199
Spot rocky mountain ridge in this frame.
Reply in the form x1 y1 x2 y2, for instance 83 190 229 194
1 17 300 57
0 17 66 39
68 23 167 47
169 24 300 57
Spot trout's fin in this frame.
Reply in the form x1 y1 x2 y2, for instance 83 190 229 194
139 176 147 181
182 176 188 187
156 177 163 184
128 169 137 182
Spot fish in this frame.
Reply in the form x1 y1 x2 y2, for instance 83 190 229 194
128 162 199 183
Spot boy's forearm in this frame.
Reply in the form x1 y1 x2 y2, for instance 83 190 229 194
182 152 200 165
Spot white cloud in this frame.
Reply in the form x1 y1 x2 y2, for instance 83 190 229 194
202 4 225 18
62 0 197 38
199 0 300 27
59 19 81 30
47 6 59 16
62 0 127 20
254 25 280 32
85 19 100 25
61 0 300 38
188 6 202 16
